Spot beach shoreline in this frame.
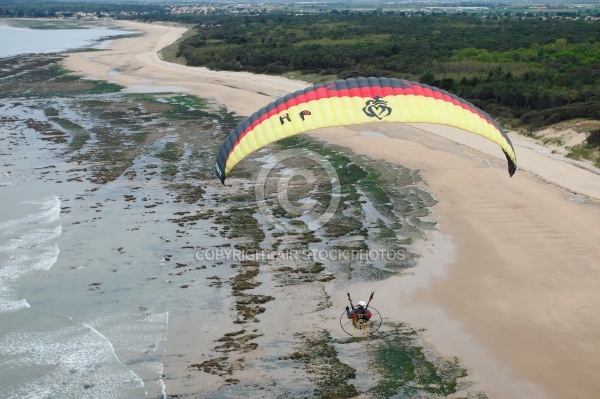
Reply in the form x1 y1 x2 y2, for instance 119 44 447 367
61 20 600 399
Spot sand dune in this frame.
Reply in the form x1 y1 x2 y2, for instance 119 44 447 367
63 21 600 399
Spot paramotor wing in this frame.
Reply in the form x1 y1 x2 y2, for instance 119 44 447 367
215 77 517 184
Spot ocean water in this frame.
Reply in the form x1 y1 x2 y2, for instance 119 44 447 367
0 23 136 59
0 79 232 397
0 103 138 397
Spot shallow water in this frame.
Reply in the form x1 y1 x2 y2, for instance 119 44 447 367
0 92 232 398
0 23 136 59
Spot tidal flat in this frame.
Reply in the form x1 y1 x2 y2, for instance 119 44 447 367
0 54 487 398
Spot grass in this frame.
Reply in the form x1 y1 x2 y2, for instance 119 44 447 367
158 26 198 65
567 144 600 168
281 71 335 85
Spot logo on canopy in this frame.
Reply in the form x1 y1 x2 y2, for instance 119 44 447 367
363 96 392 120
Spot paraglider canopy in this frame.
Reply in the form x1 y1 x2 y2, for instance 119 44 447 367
215 77 517 184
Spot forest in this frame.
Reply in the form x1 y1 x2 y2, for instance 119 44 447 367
0 0 165 18
170 12 600 132
2 1 600 140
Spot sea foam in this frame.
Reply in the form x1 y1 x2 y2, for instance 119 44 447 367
0 195 61 314
0 194 61 231
0 323 145 398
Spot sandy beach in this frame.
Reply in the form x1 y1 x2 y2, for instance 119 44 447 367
61 21 600 398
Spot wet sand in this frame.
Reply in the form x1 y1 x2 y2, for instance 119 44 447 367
320 124 600 398
62 21 600 398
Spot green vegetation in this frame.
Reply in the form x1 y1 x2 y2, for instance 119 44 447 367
43 107 59 117
288 323 474 398
159 95 214 120
270 135 427 279
156 142 182 162
567 128 600 167
68 132 91 151
173 12 599 132
158 27 198 66
4 3 600 164
274 135 370 239
84 80 122 94
295 330 359 399
161 164 178 177
368 323 468 397
50 117 84 132
0 1 164 19
587 129 600 147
